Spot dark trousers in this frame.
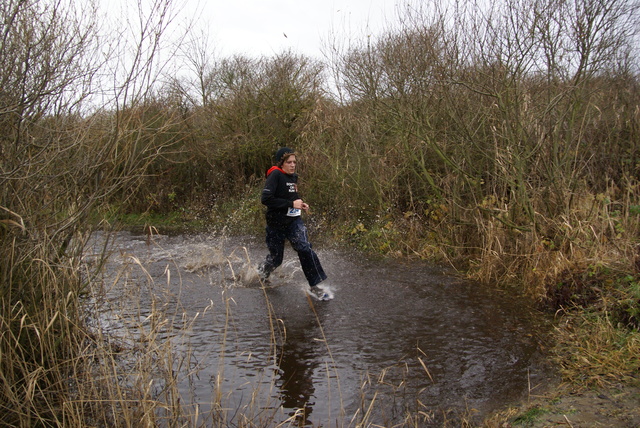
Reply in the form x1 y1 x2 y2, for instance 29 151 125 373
262 217 327 287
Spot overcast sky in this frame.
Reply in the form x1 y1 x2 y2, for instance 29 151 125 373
181 0 404 59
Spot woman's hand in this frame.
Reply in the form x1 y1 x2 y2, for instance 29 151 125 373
293 199 309 211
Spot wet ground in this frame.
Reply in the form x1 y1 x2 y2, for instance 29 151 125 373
505 385 640 427
86 231 552 426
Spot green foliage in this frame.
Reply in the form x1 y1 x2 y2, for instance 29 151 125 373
512 406 548 426
611 275 640 331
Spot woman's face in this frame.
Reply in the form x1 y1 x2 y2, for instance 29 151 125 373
281 155 296 175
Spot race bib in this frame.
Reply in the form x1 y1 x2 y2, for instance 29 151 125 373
287 207 301 217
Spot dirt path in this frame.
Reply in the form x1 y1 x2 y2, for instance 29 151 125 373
505 385 640 427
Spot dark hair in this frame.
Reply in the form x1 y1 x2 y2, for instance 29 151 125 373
274 147 295 166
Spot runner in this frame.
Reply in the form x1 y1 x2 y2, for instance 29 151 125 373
257 147 332 300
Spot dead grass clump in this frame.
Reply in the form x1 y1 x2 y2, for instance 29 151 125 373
552 311 640 388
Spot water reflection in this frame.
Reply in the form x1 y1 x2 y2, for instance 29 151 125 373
275 315 318 423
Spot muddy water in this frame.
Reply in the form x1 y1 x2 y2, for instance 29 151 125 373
88 231 550 426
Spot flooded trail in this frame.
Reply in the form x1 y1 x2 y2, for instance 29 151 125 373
87 231 550 426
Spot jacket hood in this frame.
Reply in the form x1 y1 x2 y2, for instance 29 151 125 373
266 166 285 177
266 166 298 178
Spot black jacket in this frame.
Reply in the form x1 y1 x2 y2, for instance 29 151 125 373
261 166 300 228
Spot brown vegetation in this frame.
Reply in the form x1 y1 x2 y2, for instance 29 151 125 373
1 0 639 425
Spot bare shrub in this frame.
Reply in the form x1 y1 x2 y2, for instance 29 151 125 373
155 50 327 210
0 0 188 424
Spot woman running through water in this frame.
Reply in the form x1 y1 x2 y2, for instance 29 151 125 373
257 147 332 300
